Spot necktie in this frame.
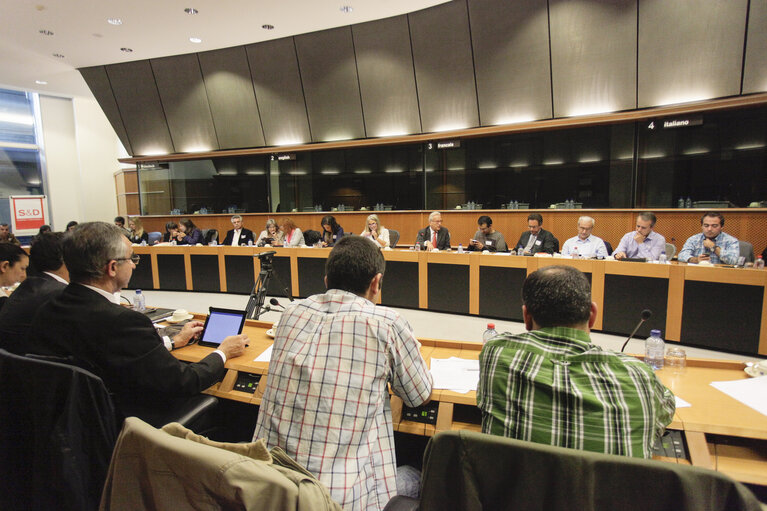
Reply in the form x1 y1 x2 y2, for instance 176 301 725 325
432 231 437 249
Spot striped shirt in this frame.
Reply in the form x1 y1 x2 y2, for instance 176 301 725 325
254 289 433 510
477 327 675 458
678 231 740 265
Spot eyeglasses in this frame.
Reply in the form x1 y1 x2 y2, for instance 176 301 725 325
115 254 140 265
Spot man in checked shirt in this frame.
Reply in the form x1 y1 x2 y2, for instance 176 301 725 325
477 265 675 458
254 236 433 510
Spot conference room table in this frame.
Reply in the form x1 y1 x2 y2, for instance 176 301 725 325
132 245 767 356
171 316 767 486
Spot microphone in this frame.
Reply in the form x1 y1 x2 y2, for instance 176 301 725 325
620 309 652 353
269 298 285 310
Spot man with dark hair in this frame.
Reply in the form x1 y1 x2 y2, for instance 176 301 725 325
25 222 248 421
477 265 675 458
514 213 557 255
468 215 507 252
222 214 254 246
678 212 739 264
114 216 130 237
613 212 667 261
0 223 20 245
0 233 68 350
254 236 432 509
66 220 78 232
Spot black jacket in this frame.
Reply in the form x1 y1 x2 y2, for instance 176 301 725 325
514 228 558 255
222 228 255 246
0 273 67 353
416 226 451 250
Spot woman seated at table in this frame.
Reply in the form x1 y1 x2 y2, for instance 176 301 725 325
320 215 344 247
0 243 28 306
360 214 390 248
256 219 284 247
127 217 149 245
273 218 304 247
175 218 203 245
162 221 179 243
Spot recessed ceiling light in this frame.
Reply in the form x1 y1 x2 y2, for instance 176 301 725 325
340 5 353 13
107 18 122 25
184 7 198 14
39 29 54 36
35 80 48 85
262 24 274 30
120 47 133 52
189 37 202 43
52 53 65 59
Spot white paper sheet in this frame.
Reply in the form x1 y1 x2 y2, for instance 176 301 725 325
430 357 479 394
710 376 767 416
254 345 273 362
675 396 691 408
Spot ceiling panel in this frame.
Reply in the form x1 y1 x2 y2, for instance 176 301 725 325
743 0 767 94
352 15 421 137
78 66 133 155
408 0 479 132
198 47 266 149
246 38 312 147
294 27 366 142
150 54 219 153
638 0 749 108
105 61 174 156
550 0 637 118
468 0 552 125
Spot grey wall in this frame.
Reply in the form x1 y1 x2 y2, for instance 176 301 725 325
80 0 766 157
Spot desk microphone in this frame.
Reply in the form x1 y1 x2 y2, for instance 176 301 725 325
269 298 285 310
620 309 652 353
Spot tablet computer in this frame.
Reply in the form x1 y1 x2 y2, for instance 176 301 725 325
198 307 247 348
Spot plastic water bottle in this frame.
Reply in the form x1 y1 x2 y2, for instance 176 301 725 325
483 323 498 344
134 289 146 312
571 246 579 259
658 251 667 264
756 256 765 269
677 197 685 208
645 330 665 370
509 247 516 256
685 197 692 208
457 243 464 253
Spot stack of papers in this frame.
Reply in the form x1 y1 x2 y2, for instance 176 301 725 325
430 357 479 394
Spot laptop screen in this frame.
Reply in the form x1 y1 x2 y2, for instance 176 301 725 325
199 308 246 347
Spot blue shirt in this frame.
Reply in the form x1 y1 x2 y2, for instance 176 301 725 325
678 231 740 265
561 235 607 258
614 230 667 260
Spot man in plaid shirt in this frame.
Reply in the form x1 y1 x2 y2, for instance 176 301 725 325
477 265 675 458
254 236 433 510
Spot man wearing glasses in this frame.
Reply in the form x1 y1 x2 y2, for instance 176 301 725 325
26 222 248 424
560 216 608 258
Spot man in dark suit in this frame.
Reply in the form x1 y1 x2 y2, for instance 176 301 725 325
222 215 255 246
26 222 248 421
515 213 558 255
415 211 451 250
0 233 68 352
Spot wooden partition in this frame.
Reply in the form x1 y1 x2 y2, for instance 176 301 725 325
138 208 767 253
131 245 767 355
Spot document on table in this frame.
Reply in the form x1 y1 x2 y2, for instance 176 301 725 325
254 345 273 362
710 376 767 416
675 396 691 408
430 357 479 394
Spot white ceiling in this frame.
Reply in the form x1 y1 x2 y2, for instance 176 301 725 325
0 0 449 98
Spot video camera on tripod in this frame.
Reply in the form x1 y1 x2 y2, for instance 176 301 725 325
245 251 292 319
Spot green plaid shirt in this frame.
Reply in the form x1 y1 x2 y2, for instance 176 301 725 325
477 327 675 458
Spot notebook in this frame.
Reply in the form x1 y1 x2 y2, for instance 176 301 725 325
143 307 174 322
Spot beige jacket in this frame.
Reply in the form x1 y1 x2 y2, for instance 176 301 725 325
100 417 341 511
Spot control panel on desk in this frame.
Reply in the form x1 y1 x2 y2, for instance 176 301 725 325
402 401 439 425
234 372 261 393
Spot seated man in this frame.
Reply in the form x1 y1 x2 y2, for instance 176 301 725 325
26 222 248 421
560 216 608 258
467 215 507 252
222 214 254 246
415 211 450 250
0 233 69 352
254 236 433 510
613 212 666 261
0 223 20 246
477 265 675 458
514 213 557 255
678 211 739 265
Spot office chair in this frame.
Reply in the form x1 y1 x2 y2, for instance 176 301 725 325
603 240 613 256
388 229 400 248
384 430 762 511
147 231 162 245
0 349 119 511
665 242 677 259
739 241 755 263
202 228 218 245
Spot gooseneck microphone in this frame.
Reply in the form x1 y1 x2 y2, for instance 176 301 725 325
269 298 285 310
620 309 652 353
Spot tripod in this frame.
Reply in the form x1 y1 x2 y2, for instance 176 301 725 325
245 252 292 320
